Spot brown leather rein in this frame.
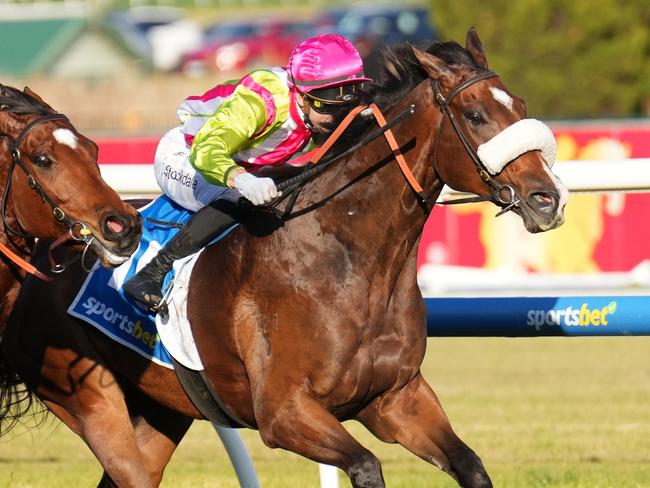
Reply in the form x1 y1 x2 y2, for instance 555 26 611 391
0 113 97 281
285 103 424 196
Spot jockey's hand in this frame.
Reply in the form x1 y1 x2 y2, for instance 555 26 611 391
233 172 279 206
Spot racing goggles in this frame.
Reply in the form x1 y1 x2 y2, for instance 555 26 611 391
303 84 363 113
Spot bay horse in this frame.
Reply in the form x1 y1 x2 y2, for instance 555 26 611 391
2 30 567 487
0 84 141 325
0 84 142 420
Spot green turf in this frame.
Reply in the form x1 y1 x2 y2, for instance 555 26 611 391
2 337 650 487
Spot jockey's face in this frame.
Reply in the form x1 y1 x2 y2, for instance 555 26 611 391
296 92 335 133
307 108 336 134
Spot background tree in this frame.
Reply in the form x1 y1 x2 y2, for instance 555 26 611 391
430 0 650 118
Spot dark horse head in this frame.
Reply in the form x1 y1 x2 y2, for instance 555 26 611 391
0 84 142 267
316 27 567 234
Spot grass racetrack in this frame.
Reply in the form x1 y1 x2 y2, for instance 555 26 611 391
2 337 650 487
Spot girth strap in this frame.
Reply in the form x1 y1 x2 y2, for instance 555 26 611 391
171 357 252 429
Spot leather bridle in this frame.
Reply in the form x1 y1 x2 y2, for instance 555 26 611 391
1 112 96 276
431 71 521 216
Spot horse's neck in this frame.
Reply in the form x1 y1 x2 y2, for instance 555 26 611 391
293 88 440 276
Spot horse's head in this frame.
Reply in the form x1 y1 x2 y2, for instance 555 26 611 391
0 85 142 267
413 28 567 233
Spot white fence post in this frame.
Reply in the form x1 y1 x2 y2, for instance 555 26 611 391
319 464 340 488
213 425 261 488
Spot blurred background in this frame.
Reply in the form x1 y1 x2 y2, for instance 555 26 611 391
2 0 647 134
0 0 441 135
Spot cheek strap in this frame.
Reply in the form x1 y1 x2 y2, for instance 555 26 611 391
477 118 557 175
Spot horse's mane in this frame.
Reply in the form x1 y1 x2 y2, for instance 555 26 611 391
0 85 49 115
361 40 484 109
326 40 484 151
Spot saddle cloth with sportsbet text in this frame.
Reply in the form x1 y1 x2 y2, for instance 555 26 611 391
67 195 234 370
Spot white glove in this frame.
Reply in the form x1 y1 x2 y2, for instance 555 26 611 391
233 172 279 206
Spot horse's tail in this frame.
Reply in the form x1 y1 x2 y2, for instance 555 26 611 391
0 341 43 435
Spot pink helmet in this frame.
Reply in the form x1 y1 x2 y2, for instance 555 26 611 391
288 34 371 95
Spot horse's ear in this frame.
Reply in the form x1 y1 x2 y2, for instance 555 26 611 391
465 27 488 69
23 86 55 112
412 47 453 80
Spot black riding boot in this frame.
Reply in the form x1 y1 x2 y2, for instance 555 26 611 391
123 202 235 318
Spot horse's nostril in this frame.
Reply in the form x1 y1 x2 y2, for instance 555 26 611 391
106 217 125 235
529 192 557 215
102 213 131 239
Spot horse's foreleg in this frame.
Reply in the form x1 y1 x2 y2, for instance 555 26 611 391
47 398 192 488
257 391 385 488
125 391 194 486
95 411 193 487
355 373 492 488
43 403 123 488
37 358 155 488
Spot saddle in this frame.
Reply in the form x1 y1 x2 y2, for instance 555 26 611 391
67 194 248 427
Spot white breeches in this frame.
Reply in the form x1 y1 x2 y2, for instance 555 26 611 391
153 126 240 212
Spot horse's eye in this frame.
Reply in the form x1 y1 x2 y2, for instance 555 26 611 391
464 110 484 126
32 154 52 168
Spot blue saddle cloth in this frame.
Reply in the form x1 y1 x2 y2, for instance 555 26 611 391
68 195 200 368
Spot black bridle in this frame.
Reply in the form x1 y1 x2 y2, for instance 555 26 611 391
1 112 96 272
431 71 521 216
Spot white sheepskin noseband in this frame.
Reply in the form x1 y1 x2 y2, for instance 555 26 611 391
476 119 557 175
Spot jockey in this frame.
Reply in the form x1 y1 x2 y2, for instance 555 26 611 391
123 33 371 317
